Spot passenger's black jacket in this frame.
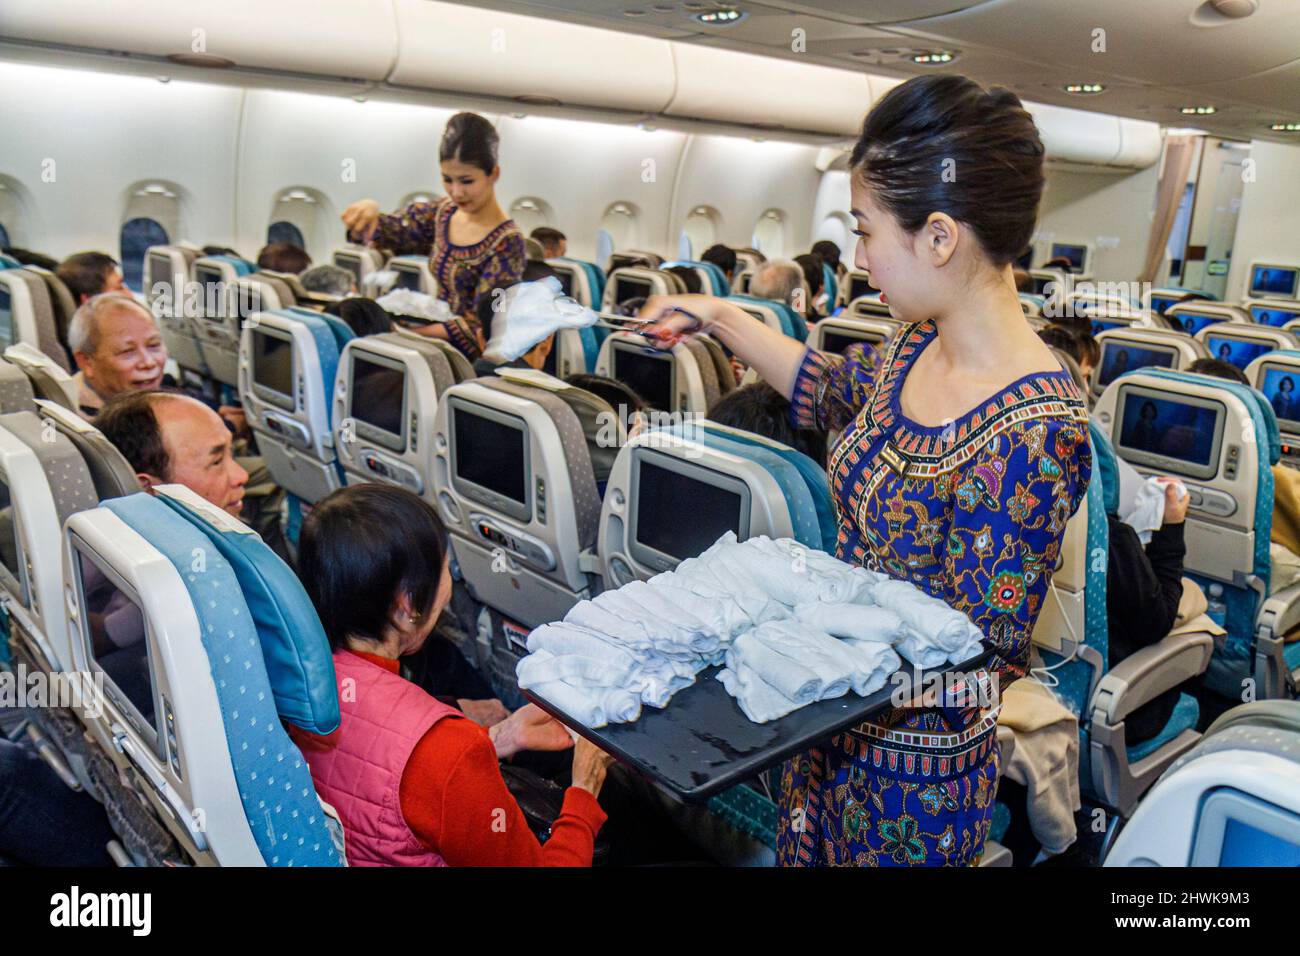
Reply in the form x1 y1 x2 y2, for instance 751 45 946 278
1105 517 1188 744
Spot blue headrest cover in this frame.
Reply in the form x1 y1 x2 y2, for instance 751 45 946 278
154 492 340 735
1088 420 1121 517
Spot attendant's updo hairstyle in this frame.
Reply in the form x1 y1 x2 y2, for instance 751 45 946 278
849 75 1045 266
440 112 500 174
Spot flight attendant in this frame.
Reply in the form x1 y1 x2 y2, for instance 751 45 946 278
342 112 526 361
641 74 1091 866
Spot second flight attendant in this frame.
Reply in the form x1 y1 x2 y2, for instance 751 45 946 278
642 74 1092 866
342 112 526 361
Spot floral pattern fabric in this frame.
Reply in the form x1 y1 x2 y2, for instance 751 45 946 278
776 319 1091 866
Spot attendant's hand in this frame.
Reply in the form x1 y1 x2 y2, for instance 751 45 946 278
570 737 616 798
341 199 381 242
637 294 728 348
488 703 575 759
1157 477 1189 525
458 697 510 728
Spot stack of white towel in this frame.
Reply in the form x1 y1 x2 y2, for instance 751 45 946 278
516 532 987 727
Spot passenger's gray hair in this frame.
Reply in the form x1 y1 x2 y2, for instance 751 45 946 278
68 293 156 357
748 259 806 307
300 264 356 297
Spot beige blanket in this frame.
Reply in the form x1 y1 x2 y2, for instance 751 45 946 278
997 677 1081 855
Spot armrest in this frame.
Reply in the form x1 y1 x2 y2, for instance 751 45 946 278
1090 628 1213 726
1256 581 1300 643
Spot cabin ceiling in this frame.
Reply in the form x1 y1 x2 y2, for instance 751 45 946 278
445 0 1300 144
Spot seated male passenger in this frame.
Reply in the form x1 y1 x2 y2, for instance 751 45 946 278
256 241 311 274
748 259 810 333
68 293 166 418
292 484 614 866
470 263 560 377
530 226 567 259
299 263 356 297
1189 358 1300 592
56 251 130 304
707 382 827 468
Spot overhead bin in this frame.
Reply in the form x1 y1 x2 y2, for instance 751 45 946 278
666 43 872 138
0 0 398 80
1029 102 1161 170
390 0 676 114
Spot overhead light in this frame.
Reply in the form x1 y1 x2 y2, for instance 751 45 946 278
156 75 171 84
1181 105 1217 115
353 94 367 103
695 8 745 25
911 51 955 65
1270 122 1300 132
636 121 657 132
1063 83 1105 95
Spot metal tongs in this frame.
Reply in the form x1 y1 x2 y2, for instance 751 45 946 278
592 306 704 349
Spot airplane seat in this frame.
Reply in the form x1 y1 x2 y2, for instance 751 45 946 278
550 325 600 378
431 373 605 633
1165 301 1251 337
0 357 36 412
332 331 457 501
725 293 808 343
1089 328 1209 404
811 315 901 356
391 326 477 383
546 257 607 309
821 262 837 309
684 338 722 409
600 266 677 314
1245 348 1300 468
385 254 435 295
1094 367 1298 702
331 245 385 289
1028 423 1214 817
191 255 256 387
0 268 72 371
66 488 343 865
1104 700 1300 866
0 253 19 269
594 331 711 415
35 399 140 500
2 343 78 410
239 307 354 505
697 334 737 394
662 260 731 297
1050 346 1088 395
144 245 206 376
0 410 103 796
1196 324 1298 378
24 266 78 368
1019 293 1045 318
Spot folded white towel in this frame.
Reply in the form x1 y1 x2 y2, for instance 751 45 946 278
524 678 641 729
793 603 904 643
515 647 639 690
870 579 985 664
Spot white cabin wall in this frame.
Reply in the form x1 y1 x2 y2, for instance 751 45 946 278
1225 140 1300 301
0 60 241 258
1033 165 1159 280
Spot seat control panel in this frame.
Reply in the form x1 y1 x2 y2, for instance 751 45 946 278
469 512 556 572
358 447 424 495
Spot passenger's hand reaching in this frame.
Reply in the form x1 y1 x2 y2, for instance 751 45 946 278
488 703 575 760
341 199 381 242
570 736 617 798
1157 477 1189 525
458 697 510 728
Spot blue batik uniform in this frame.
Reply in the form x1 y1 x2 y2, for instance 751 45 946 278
776 319 1091 866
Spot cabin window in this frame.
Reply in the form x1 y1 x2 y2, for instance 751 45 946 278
121 181 185 292
752 208 787 259
814 211 853 269
598 202 639 264
681 205 720 263
509 196 552 237
0 222 10 250
399 191 439 210
270 188 335 262
120 218 169 292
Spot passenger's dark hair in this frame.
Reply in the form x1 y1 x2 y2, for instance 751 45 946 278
565 373 647 430
849 74 1045 266
1188 357 1249 386
96 390 173 478
440 112 499 175
297 484 449 651
708 382 828 468
701 244 737 277
794 253 825 298
202 245 244 259
530 227 566 254
257 242 312 274
56 252 119 302
326 297 394 338
1037 326 1083 362
522 259 558 283
811 240 841 271
666 265 702 295
3 247 59 270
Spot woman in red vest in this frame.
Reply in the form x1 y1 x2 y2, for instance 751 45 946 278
291 484 613 866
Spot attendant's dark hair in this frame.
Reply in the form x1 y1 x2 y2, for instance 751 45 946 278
440 112 499 174
297 484 449 651
1188 357 1249 387
849 74 1045 266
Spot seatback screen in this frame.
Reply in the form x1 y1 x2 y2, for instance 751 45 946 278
635 460 742 561
194 265 224 321
1149 294 1179 316
1050 243 1086 272
848 277 874 302
393 268 422 292
1097 342 1177 387
1251 265 1299 298
555 269 574 298
0 475 25 604
452 407 527 506
251 329 294 407
1205 335 1273 371
1250 304 1300 328
336 255 363 285
822 329 880 355
613 346 672 411
1116 389 1223 475
1169 311 1223 335
1260 365 1300 431
350 354 405 441
613 276 651 305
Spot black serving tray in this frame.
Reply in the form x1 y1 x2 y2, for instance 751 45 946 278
525 643 994 803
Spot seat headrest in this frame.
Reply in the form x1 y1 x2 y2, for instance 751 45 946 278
1088 420 1121 517
35 399 140 501
0 409 98 522
1130 367 1281 465
151 484 341 735
0 359 35 413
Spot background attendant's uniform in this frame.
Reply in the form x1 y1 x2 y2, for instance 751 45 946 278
776 320 1091 866
356 198 526 361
